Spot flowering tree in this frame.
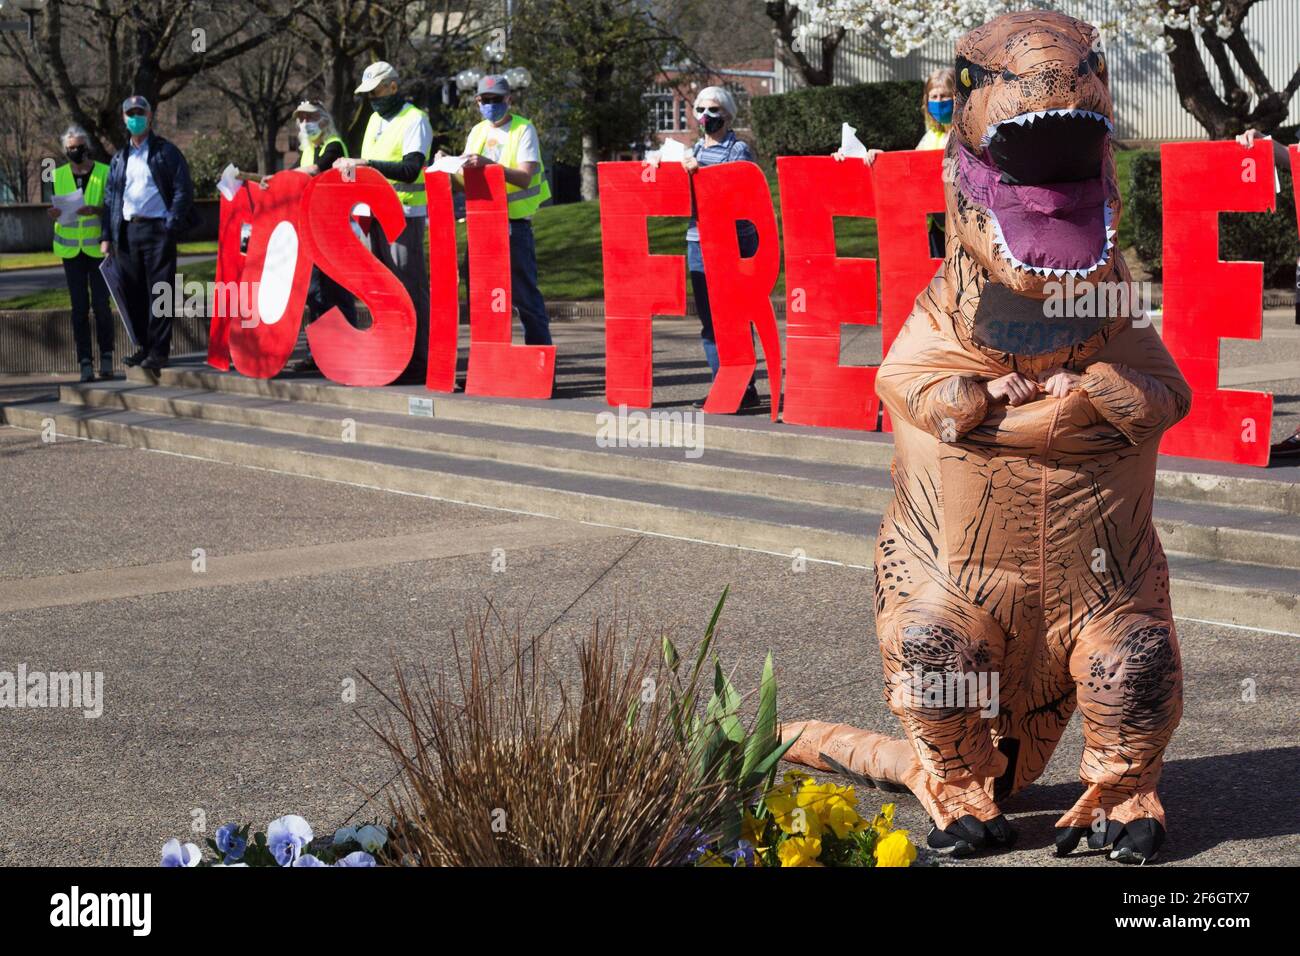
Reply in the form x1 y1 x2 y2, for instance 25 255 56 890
769 0 1300 138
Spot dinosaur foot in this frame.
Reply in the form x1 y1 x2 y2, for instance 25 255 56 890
1054 819 1166 864
926 814 1017 858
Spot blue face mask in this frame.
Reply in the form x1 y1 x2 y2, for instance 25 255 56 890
125 114 149 135
479 101 508 123
927 99 954 125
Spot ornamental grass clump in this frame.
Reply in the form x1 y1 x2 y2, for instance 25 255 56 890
362 603 738 866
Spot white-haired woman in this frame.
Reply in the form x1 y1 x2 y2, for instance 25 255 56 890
681 85 762 410
265 101 358 369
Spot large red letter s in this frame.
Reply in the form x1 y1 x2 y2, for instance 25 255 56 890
1158 140 1275 465
598 160 690 407
300 166 416 387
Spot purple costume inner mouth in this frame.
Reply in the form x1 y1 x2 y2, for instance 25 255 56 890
958 110 1113 273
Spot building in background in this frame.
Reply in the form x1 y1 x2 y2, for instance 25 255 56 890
775 1 1300 144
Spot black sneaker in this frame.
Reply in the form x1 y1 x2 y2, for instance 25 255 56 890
123 349 147 367
78 362 95 383
98 353 114 380
739 386 762 411
140 355 168 371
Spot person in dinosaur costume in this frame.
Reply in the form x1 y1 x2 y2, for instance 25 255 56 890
783 10 1191 864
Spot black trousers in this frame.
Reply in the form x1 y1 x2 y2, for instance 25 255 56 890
116 218 178 360
61 252 114 364
306 266 358 327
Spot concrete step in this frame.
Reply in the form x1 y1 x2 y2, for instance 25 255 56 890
62 380 889 512
5 398 1297 634
128 364 1300 516
76 378 1300 572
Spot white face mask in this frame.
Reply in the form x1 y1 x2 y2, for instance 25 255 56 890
300 121 321 140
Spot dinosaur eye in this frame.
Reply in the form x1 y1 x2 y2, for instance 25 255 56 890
1094 51 1106 74
955 57 993 96
961 67 972 88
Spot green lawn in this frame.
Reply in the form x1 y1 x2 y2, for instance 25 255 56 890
0 240 218 272
2 161 1143 311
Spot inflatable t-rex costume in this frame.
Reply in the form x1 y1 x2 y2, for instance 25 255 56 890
784 11 1191 864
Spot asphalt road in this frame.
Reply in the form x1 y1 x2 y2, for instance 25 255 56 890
0 426 1295 867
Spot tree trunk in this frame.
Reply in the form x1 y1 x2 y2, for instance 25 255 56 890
580 130 599 201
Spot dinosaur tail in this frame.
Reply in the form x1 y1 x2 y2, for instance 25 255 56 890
780 720 918 795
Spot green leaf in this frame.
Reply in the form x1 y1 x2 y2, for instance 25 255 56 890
739 654 778 779
662 635 680 671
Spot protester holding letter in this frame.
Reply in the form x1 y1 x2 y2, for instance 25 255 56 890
50 125 113 382
334 62 432 383
267 100 358 371
100 95 196 371
834 67 955 256
678 85 761 410
442 74 554 347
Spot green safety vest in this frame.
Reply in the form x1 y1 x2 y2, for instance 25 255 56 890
465 114 551 219
361 103 428 208
300 133 347 169
52 161 108 258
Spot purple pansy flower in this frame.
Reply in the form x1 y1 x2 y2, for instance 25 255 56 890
292 853 328 867
335 851 377 867
266 815 314 867
161 839 202 867
215 823 247 863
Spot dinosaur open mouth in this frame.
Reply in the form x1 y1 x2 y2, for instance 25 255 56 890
960 109 1115 276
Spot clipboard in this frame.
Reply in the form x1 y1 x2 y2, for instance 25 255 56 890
98 255 138 349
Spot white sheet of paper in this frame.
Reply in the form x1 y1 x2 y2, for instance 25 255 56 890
657 138 687 163
840 122 868 160
217 164 241 202
52 189 85 225
429 154 469 175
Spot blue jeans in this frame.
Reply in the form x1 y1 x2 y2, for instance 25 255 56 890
510 219 551 345
687 228 758 379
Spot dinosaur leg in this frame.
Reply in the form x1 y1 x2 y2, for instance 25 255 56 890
1055 611 1183 863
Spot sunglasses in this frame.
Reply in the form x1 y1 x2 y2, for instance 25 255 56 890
694 106 723 117
479 95 505 104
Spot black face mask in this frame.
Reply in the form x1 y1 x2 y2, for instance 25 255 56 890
370 93 404 120
66 146 88 163
700 114 726 135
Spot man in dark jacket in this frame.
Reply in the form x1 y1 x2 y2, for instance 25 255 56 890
100 95 195 370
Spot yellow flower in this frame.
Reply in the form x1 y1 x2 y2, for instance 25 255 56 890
874 828 917 867
741 811 766 847
766 782 824 838
695 849 730 868
872 802 897 836
783 769 814 785
777 834 823 867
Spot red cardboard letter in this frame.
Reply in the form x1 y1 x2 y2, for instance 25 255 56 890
463 165 555 399
425 170 460 392
777 155 878 429
300 167 416 387
1158 140 1275 465
694 162 782 419
227 173 313 379
597 160 690 407
873 149 946 431
209 182 256 371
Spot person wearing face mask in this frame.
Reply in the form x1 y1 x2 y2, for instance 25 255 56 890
439 74 553 347
49 125 114 382
334 62 433 383
834 67 956 257
267 101 359 371
100 95 196 371
678 85 761 410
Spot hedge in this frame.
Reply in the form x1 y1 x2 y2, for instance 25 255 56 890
750 81 926 158
1129 149 1298 285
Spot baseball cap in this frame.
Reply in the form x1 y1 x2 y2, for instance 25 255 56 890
476 75 510 97
293 100 322 119
121 95 151 114
355 61 399 94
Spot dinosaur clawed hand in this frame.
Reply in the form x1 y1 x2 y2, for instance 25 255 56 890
1054 818 1166 864
926 814 1018 857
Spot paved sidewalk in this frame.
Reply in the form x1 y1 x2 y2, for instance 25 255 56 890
0 426 1295 866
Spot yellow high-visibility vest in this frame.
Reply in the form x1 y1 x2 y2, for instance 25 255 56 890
52 161 108 258
465 114 551 219
300 134 347 169
361 103 428 207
